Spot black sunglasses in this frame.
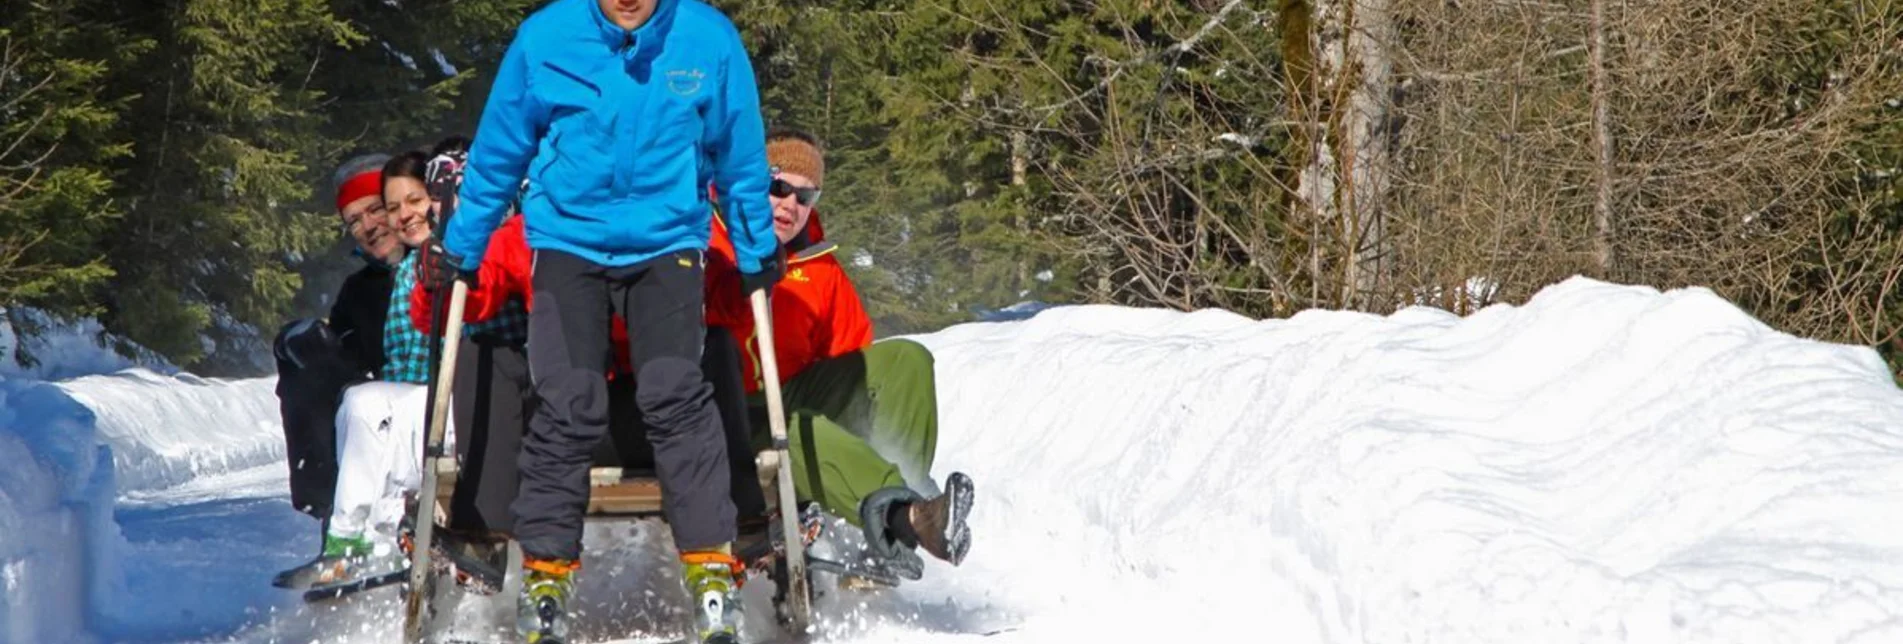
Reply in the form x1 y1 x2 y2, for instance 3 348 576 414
770 178 821 207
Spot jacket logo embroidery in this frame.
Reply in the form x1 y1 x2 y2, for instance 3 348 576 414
787 267 810 283
666 69 704 96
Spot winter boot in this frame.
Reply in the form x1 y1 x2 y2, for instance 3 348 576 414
681 547 745 644
517 557 577 644
860 471 975 574
271 532 407 589
904 472 974 566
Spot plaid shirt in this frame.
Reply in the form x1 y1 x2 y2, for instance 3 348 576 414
382 252 433 384
382 251 530 384
470 295 530 347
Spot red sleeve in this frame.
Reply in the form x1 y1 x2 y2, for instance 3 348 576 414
609 315 632 377
702 222 750 331
704 266 750 330
819 264 874 358
412 216 530 336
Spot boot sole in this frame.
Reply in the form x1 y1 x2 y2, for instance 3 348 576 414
941 472 975 566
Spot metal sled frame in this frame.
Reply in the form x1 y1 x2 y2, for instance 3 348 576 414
403 280 816 642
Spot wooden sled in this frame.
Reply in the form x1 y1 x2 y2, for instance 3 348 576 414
400 283 832 642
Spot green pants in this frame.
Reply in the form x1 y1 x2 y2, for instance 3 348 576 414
749 339 939 528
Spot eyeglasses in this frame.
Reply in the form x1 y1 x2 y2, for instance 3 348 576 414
769 178 820 207
340 203 387 236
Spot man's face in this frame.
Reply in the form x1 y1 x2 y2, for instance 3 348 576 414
598 0 655 31
769 171 819 244
339 195 401 264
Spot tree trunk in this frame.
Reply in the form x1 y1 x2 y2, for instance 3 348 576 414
1011 129 1030 290
1286 0 1395 308
1589 0 1616 276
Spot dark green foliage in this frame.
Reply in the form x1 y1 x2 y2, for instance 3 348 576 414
0 3 145 327
0 0 537 374
5 0 1898 381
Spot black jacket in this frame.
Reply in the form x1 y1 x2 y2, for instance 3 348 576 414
327 261 394 381
275 258 394 518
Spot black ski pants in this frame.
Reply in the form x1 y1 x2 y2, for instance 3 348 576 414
446 333 534 536
512 248 735 561
446 328 765 537
274 319 357 519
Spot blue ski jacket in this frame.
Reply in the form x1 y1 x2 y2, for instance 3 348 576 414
446 0 777 274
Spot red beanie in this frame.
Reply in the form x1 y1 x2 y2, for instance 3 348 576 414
335 170 382 212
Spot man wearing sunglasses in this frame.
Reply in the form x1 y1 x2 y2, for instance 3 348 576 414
706 128 976 584
434 0 780 641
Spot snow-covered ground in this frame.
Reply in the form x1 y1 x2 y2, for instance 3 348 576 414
4 276 1903 643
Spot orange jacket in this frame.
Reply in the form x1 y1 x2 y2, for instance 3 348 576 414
705 211 873 394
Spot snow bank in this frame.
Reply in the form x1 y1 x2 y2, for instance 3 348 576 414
886 276 1903 643
973 301 1054 323
0 380 123 643
0 308 175 381
60 370 283 493
15 275 1903 644
0 368 283 641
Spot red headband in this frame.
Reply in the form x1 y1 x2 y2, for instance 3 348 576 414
335 170 383 212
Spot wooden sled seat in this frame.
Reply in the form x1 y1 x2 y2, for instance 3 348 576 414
433 452 782 520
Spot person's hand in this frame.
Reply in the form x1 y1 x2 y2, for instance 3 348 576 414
742 246 786 296
419 240 472 295
273 318 342 372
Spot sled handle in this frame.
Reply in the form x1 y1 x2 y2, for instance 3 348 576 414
424 280 468 452
404 278 468 641
751 288 813 632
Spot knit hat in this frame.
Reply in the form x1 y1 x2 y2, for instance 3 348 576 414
332 152 390 211
766 130 824 187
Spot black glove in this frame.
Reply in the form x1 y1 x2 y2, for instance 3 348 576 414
418 240 472 296
741 246 786 296
273 318 342 372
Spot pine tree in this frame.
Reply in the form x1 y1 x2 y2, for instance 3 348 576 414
22 0 538 374
286 0 539 333
0 4 145 315
81 0 361 371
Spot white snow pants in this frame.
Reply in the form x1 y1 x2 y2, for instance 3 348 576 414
325 381 454 545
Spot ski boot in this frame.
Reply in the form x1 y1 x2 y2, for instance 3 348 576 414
272 532 408 590
681 548 746 644
517 557 577 644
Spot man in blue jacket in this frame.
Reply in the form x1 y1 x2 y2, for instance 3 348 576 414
439 0 781 641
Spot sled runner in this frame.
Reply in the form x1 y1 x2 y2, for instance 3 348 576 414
307 458 906 602
387 437 907 640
